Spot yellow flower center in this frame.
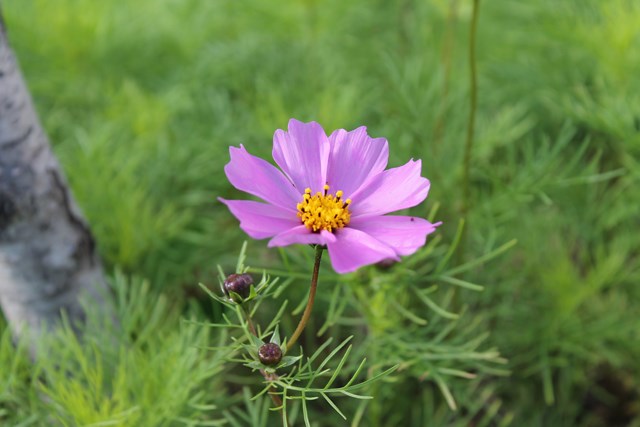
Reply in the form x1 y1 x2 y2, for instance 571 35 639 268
297 185 352 233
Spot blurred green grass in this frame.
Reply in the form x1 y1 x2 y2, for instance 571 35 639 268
2 0 640 425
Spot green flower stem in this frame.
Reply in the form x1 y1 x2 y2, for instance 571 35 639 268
286 245 324 353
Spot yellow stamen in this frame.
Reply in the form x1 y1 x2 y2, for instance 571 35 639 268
297 185 351 233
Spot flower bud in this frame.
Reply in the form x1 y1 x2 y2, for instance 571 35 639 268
258 342 282 366
223 273 253 301
376 258 397 270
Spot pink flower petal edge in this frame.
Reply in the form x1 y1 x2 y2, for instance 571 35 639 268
273 119 329 194
349 159 430 217
349 215 442 257
219 198 298 239
327 228 399 274
224 145 300 210
326 126 389 199
268 226 336 248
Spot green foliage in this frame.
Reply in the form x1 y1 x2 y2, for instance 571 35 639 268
198 247 402 425
1 275 227 426
1 0 639 425
0 318 40 426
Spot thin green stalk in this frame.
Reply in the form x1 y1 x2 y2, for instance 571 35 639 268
242 307 258 337
286 245 324 353
433 0 459 156
460 0 480 257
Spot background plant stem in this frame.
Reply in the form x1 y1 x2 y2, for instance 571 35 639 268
459 0 480 260
433 0 458 157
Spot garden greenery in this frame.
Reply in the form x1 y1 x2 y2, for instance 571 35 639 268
2 0 639 425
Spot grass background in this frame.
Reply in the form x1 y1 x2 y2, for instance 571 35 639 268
1 0 639 425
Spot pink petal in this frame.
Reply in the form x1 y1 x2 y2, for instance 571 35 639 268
272 119 329 193
326 127 389 198
350 216 441 256
219 198 298 239
224 145 300 210
349 159 430 217
268 226 336 248
326 228 399 274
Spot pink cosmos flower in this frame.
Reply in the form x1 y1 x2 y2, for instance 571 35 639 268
219 119 440 273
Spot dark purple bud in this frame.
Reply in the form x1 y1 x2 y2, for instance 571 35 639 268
258 342 282 366
376 258 397 270
223 273 253 301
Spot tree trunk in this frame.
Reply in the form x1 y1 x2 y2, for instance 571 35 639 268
0 12 108 346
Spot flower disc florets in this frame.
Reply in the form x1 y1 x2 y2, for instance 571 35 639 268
297 185 351 233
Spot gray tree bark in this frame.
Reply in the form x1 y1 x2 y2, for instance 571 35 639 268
0 12 108 345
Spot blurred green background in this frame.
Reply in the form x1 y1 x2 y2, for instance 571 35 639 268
1 0 640 425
